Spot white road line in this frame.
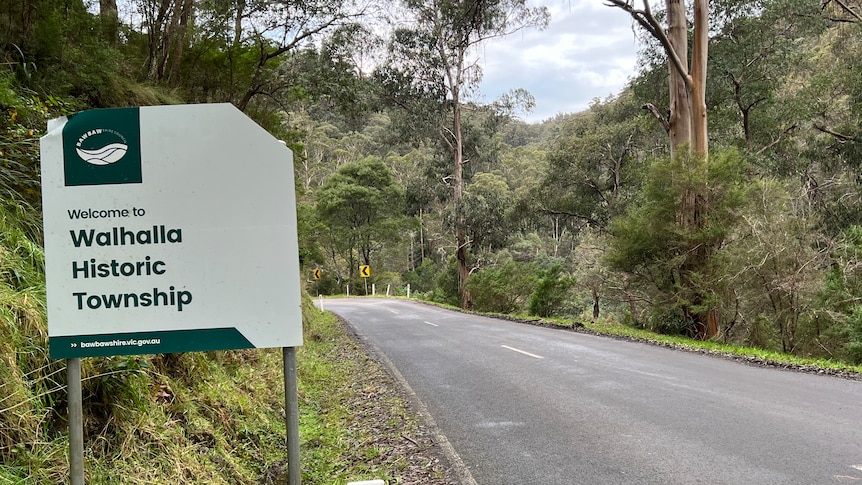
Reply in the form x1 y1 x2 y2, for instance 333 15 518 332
389 310 399 314
424 321 439 327
501 345 544 359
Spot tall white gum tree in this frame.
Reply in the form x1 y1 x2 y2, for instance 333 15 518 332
390 0 549 308
607 0 718 337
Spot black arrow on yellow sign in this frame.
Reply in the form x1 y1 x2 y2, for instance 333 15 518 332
313 268 321 280
360 265 371 278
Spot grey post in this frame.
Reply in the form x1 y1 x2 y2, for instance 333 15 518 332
68 358 85 485
283 347 301 485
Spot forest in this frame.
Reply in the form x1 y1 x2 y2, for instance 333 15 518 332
4 0 862 480
4 0 862 361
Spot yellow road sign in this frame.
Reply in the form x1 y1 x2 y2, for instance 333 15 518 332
360 265 371 278
313 268 321 280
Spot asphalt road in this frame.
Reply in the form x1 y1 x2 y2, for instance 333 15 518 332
322 298 862 485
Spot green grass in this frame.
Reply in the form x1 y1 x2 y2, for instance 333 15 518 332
579 319 862 374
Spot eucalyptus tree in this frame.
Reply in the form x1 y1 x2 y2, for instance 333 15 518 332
99 0 119 44
720 179 828 353
379 0 549 308
135 0 194 82
607 0 708 158
538 93 660 320
462 172 514 253
607 149 749 338
315 157 407 281
605 0 721 337
543 92 657 233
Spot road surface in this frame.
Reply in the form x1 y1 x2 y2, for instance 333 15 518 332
322 298 862 485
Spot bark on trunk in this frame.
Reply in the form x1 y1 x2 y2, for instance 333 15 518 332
691 0 709 159
592 288 600 319
167 0 193 84
453 91 472 310
99 0 118 45
666 0 691 157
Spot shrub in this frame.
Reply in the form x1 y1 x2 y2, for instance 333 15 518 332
467 261 537 314
528 264 574 318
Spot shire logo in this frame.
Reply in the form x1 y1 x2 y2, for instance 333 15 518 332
75 128 128 165
63 107 142 186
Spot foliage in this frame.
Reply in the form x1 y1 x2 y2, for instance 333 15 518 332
528 263 575 318
403 258 442 294
543 92 656 230
381 0 549 308
813 225 862 363
316 157 407 279
722 178 827 353
467 260 538 314
432 257 462 307
707 0 827 155
462 172 514 251
607 148 749 336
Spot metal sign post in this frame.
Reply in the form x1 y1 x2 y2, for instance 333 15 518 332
67 358 84 485
283 347 301 485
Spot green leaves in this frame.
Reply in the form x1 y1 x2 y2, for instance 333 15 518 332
462 172 513 250
607 148 749 335
316 157 408 278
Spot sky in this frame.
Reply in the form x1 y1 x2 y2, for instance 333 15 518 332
477 1 643 123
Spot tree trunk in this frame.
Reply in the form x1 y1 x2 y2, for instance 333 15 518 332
145 0 171 79
610 0 716 339
99 0 118 45
167 0 193 84
623 274 638 321
666 0 691 157
691 0 709 159
592 288 600 319
452 88 472 310
234 0 245 46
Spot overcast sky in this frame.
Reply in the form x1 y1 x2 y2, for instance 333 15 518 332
477 1 643 124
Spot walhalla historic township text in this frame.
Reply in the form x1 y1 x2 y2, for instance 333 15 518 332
66 207 192 312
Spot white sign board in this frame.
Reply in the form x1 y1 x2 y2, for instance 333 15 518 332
40 103 303 358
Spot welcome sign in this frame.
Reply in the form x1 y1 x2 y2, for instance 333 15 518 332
41 104 303 358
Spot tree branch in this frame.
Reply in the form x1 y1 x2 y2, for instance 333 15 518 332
756 124 798 155
605 0 691 90
823 0 862 22
814 123 856 142
642 102 671 133
540 208 602 227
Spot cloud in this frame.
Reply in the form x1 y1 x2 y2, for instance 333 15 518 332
477 0 641 123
